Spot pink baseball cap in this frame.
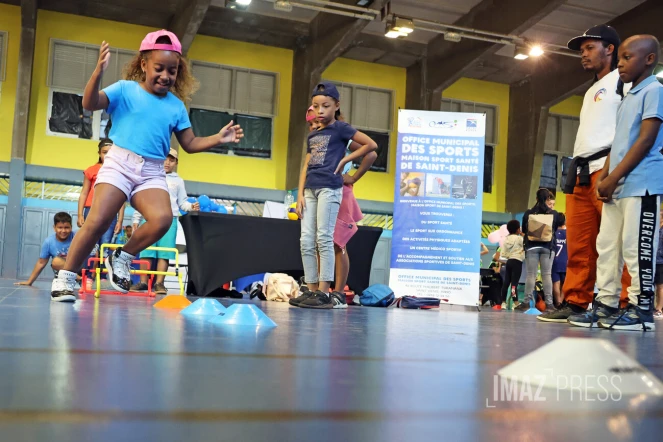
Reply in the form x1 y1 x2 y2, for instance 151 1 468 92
139 30 182 54
306 106 316 122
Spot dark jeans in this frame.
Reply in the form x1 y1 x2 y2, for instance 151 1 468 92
501 259 523 304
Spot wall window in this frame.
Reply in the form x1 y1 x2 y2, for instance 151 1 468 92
47 39 134 140
0 31 6 83
190 61 277 158
441 98 499 193
326 81 394 173
540 114 578 191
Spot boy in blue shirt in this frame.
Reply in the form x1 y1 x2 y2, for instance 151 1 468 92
568 35 663 331
15 212 75 286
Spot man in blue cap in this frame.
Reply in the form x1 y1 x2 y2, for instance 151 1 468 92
538 24 631 324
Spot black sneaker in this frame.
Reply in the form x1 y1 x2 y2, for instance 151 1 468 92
51 277 76 302
299 291 333 309
130 282 148 292
331 291 348 309
289 287 313 307
105 248 132 293
537 301 585 323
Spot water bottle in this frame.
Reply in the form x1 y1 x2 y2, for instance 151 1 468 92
284 191 294 218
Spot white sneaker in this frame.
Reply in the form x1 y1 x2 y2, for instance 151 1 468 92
51 277 76 302
501 302 506 309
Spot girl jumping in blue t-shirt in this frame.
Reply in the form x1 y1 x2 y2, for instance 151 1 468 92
295 82 377 309
50 30 243 301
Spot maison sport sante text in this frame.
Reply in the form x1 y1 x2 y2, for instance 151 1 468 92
400 136 481 173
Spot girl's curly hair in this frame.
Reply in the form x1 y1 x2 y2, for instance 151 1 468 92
122 51 199 103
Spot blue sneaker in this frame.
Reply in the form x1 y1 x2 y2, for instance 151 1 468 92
567 301 618 328
598 305 655 331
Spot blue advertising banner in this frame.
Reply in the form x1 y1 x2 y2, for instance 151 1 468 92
389 109 486 306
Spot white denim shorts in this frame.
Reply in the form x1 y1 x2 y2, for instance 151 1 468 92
95 145 168 200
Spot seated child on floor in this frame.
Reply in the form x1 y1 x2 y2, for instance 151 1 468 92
15 212 76 286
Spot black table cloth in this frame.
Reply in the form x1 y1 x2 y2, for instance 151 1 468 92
179 212 383 298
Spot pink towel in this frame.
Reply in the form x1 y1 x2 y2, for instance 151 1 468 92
333 184 363 248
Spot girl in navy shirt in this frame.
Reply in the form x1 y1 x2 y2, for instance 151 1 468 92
295 82 377 309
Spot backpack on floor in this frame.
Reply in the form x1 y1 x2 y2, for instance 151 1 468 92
360 284 395 307
527 214 554 242
264 273 298 302
393 296 440 309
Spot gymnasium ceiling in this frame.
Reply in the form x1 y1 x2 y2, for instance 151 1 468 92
2 0 658 85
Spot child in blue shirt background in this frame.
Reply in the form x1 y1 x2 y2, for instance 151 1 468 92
16 212 75 286
295 82 377 310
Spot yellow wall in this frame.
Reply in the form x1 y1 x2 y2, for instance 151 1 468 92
7 7 585 209
25 11 293 191
0 4 20 162
181 36 292 190
442 78 510 213
547 95 583 214
27 11 154 170
550 95 583 116
322 58 406 203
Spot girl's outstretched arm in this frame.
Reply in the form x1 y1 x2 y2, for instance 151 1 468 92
176 121 244 154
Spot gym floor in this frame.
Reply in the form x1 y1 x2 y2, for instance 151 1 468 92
0 279 662 442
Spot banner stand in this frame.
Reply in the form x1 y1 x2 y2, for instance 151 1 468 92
389 110 486 307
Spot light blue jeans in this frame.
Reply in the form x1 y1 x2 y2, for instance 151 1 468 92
300 187 343 284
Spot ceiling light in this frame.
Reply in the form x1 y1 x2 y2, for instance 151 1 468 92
444 32 461 43
225 0 250 9
514 45 529 60
273 0 292 12
385 17 413 38
529 45 544 57
393 17 414 34
385 29 402 39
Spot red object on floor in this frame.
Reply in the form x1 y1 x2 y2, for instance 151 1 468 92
492 304 502 310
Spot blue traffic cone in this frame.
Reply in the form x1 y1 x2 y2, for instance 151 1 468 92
181 298 227 316
524 298 542 315
208 304 277 327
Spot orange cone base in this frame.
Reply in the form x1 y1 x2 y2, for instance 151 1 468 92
153 295 192 310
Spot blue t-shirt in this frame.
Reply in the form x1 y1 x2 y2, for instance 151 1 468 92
306 121 357 189
552 229 567 273
102 80 191 160
40 232 75 260
610 75 663 198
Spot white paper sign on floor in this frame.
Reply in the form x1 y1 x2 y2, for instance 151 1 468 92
497 337 663 396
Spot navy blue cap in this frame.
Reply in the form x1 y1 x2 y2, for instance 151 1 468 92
311 82 340 101
567 24 620 51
